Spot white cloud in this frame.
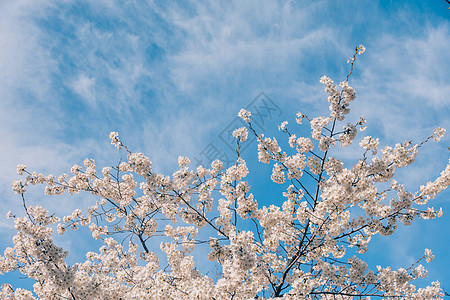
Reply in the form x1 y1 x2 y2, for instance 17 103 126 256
163 1 339 96
354 24 450 136
71 74 96 104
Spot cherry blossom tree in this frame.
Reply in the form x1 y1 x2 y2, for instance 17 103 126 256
1 46 449 299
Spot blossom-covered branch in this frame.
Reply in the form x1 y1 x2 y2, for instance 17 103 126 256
1 45 449 299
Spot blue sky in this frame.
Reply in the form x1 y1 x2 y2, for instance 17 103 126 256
1 0 449 293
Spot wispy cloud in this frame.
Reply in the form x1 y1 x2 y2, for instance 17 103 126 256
71 74 97 104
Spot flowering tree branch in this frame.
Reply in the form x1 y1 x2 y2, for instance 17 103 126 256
1 45 449 299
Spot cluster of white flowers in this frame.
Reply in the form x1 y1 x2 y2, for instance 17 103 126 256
424 248 435 263
1 45 448 299
109 131 121 149
318 136 335 151
16 164 26 175
288 135 314 153
238 108 251 123
278 121 288 131
320 74 356 121
432 127 446 142
310 116 332 140
358 44 366 55
129 152 152 175
339 123 357 146
307 156 322 175
295 112 304 124
420 160 450 201
271 163 285 184
257 135 282 164
232 127 248 142
360 136 380 154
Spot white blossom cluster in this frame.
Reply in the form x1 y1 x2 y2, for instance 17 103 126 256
1 45 449 299
232 127 249 143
